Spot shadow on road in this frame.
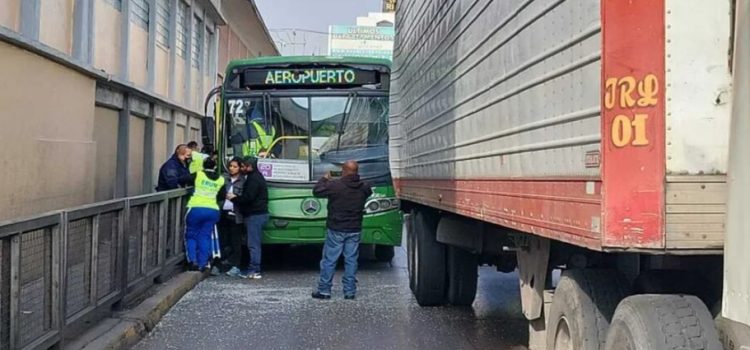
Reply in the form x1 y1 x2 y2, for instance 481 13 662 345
261 243 398 272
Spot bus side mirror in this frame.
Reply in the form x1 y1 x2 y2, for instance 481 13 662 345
201 116 216 150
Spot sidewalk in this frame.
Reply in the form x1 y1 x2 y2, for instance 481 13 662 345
65 272 204 350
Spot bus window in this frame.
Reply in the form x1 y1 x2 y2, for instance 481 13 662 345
311 96 389 180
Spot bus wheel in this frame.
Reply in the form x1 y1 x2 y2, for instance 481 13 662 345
446 245 478 306
375 245 395 262
546 269 630 350
604 295 721 350
412 209 446 306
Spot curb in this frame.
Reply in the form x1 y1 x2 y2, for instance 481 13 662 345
66 272 204 350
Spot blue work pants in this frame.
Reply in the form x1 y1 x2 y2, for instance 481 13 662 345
185 207 220 269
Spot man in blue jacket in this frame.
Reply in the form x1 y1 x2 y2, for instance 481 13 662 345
156 144 192 191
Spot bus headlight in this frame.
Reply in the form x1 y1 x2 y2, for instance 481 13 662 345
365 198 400 214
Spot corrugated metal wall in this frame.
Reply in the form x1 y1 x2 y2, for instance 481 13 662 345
390 0 602 180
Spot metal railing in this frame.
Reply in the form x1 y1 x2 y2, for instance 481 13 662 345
0 189 191 349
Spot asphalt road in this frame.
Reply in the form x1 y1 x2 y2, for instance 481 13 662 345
134 244 528 350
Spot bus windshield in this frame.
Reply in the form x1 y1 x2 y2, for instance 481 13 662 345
225 94 389 182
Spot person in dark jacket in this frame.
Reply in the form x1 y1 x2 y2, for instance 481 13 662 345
218 157 248 277
156 144 192 191
311 160 372 300
227 156 269 279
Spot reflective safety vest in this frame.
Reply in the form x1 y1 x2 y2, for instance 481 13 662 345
242 120 276 157
187 171 225 210
189 151 208 174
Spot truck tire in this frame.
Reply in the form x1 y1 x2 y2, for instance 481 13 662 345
412 209 446 306
446 245 478 306
547 269 631 350
407 213 416 292
604 295 722 350
375 245 395 262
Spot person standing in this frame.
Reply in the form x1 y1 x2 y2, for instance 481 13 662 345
187 141 208 174
241 105 277 158
227 157 269 279
156 144 192 191
311 160 372 300
184 158 225 271
219 157 248 277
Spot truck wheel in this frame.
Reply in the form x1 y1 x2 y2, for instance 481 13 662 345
604 295 722 350
446 245 478 306
375 245 395 262
412 209 446 306
407 213 416 291
547 269 631 350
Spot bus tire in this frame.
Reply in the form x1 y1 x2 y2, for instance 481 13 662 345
375 245 395 262
547 269 630 350
412 209 446 306
604 295 722 350
446 245 478 306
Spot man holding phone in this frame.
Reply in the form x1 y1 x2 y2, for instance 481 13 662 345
311 161 372 300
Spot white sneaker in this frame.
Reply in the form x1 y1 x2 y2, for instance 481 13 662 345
249 273 262 279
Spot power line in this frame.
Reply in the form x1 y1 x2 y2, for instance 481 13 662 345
270 28 329 55
270 28 329 35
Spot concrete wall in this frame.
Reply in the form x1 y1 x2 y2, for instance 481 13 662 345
154 120 168 184
174 57 186 104
39 0 74 54
128 25 149 88
217 0 279 78
191 66 200 110
0 0 21 31
94 1 122 76
155 46 169 96
0 0 278 222
93 107 119 201
128 115 146 196
0 41 96 221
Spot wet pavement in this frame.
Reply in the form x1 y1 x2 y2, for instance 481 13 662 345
133 244 528 350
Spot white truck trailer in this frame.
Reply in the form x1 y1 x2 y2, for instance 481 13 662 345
390 0 750 348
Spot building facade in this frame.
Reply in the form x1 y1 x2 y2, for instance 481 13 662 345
0 0 278 221
328 12 394 60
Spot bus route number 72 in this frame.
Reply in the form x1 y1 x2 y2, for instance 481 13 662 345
227 99 250 117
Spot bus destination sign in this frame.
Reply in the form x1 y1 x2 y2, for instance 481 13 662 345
243 68 379 87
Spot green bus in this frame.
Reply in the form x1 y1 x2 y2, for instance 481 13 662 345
204 56 402 261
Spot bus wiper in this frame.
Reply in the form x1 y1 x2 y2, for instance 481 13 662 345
262 92 272 128
336 92 357 152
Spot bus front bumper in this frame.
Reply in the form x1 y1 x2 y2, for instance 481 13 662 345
262 209 403 246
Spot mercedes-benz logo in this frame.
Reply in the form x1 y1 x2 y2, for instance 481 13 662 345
301 198 321 215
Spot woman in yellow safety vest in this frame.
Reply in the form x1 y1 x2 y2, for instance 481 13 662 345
184 158 226 271
187 141 208 174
